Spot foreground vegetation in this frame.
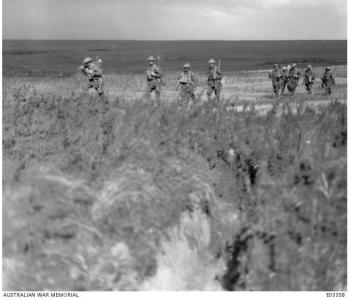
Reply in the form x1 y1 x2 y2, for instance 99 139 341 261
2 71 347 290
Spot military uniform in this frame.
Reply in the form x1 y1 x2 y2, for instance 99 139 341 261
79 57 104 96
145 57 163 100
287 64 301 95
177 63 197 101
303 66 315 94
207 59 223 103
321 67 336 95
280 67 289 95
268 65 281 97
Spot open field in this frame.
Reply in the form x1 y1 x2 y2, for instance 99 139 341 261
2 64 347 291
3 40 347 76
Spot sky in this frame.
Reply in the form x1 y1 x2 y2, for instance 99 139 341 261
2 0 347 40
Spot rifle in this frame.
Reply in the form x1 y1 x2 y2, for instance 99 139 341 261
176 79 180 91
157 56 160 68
95 56 103 67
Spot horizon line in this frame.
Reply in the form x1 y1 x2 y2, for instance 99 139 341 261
2 38 347 42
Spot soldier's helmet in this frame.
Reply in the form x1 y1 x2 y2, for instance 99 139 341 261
282 66 287 70
307 65 312 69
292 63 297 67
208 58 216 64
147 56 156 61
83 57 92 65
183 63 190 68
326 66 331 70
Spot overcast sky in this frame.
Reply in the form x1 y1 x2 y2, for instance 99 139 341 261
3 0 347 40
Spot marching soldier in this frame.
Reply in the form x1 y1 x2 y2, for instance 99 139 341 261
207 58 223 103
176 63 197 101
79 57 104 96
287 63 301 95
321 66 336 95
280 66 289 95
145 56 163 100
303 65 316 94
268 64 281 97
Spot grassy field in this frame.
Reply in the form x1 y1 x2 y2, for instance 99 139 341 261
2 65 347 291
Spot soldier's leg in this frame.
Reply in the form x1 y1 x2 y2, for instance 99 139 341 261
145 82 153 99
87 80 94 90
291 81 297 95
184 85 192 101
215 87 221 103
96 78 104 96
207 85 213 101
281 82 286 95
155 83 161 100
190 86 195 101
180 85 186 100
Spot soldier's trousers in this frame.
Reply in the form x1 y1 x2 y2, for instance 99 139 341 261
305 83 313 94
272 81 280 97
287 79 298 95
207 81 221 103
180 84 195 101
280 80 287 95
146 80 161 100
325 83 333 95
88 77 104 96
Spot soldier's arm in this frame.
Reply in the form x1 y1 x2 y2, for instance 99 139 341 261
190 73 197 85
91 64 103 77
331 74 336 85
79 66 87 75
153 66 163 78
216 69 223 80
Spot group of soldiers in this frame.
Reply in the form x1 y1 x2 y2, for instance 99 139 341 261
268 63 336 97
79 56 336 101
135 56 224 102
79 56 223 102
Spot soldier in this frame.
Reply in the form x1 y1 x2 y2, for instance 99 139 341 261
321 66 336 95
280 66 289 95
287 63 301 95
176 63 197 101
268 64 281 97
79 57 104 96
145 56 163 100
303 65 316 94
207 58 223 103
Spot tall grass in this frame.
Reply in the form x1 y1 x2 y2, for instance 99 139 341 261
2 72 347 291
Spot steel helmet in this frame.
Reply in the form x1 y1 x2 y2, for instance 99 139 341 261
307 65 312 69
326 66 330 70
282 66 287 70
208 58 216 64
83 57 92 64
147 56 156 61
183 63 190 68
292 63 297 67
